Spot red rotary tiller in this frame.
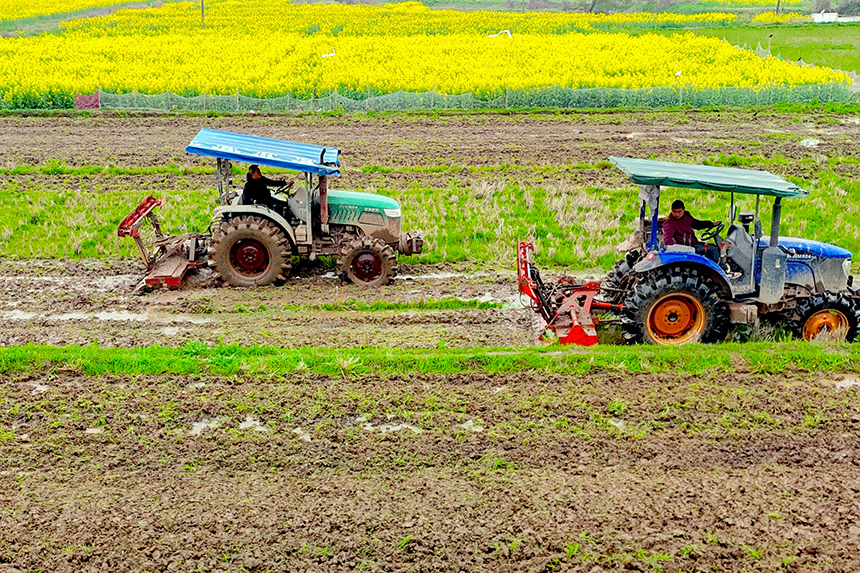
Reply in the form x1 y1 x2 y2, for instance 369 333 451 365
517 240 622 346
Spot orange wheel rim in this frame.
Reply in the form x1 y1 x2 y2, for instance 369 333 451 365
803 309 849 341
646 293 706 345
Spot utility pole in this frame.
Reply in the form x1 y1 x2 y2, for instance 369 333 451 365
201 0 205 27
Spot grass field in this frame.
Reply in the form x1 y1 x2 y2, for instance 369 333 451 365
2 107 860 270
2 340 859 375
638 22 860 73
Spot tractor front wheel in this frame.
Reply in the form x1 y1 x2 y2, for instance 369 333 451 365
337 236 397 287
208 216 292 287
621 266 729 345
789 292 860 342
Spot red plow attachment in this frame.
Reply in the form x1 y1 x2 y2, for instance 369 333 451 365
517 240 622 346
118 195 206 290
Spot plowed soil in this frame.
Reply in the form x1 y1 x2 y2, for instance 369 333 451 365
2 111 860 572
1 370 859 572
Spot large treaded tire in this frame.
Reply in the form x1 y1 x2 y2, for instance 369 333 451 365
621 266 729 345
787 292 860 342
601 250 641 301
208 215 291 287
337 236 397 287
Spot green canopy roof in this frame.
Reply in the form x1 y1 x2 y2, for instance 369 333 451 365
609 157 808 199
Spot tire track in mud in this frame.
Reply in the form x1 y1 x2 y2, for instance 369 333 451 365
0 260 539 349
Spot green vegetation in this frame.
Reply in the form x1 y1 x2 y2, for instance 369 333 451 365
643 22 860 73
2 340 860 376
0 0 187 34
2 150 860 269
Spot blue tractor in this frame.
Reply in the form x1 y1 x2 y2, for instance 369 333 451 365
601 157 859 345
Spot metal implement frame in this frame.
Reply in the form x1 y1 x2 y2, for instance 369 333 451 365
118 194 206 290
517 240 622 346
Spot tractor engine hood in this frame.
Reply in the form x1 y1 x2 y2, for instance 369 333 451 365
326 190 401 213
761 237 852 260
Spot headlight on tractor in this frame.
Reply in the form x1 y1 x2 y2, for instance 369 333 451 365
384 208 402 219
844 259 852 279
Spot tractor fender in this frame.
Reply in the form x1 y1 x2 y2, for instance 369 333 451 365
211 205 297 247
633 251 732 297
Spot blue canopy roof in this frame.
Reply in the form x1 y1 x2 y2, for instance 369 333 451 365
610 156 808 199
185 129 341 176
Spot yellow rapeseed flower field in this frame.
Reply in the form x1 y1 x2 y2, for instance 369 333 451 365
0 0 846 107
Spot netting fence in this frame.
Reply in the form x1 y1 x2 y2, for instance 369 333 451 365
80 83 857 112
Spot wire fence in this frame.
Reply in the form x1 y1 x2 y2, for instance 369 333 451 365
77 83 857 112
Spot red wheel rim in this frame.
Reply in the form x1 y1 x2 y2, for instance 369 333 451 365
351 252 383 282
230 239 269 277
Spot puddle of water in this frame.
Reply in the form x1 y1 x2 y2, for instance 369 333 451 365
292 427 311 442
367 422 423 434
239 416 268 432
799 137 821 149
1 310 146 322
836 378 860 391
457 419 484 432
0 309 211 324
30 383 50 394
476 292 496 303
84 427 104 434
320 270 479 281
189 418 223 436
161 326 181 336
397 272 459 280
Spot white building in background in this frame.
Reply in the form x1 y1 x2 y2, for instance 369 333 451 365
812 12 860 22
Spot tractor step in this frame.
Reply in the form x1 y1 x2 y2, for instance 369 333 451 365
143 255 192 290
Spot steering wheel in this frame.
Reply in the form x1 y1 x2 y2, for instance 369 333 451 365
273 181 294 197
700 221 725 243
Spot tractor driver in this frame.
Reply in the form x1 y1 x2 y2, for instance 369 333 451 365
663 199 722 264
242 164 293 215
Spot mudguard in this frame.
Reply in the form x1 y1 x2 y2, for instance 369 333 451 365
211 205 297 246
633 251 732 293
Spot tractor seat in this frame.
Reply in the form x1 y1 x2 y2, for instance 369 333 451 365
665 244 695 253
725 223 755 273
643 216 667 225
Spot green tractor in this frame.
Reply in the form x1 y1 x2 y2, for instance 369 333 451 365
119 129 423 289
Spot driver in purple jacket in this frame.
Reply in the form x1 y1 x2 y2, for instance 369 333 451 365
663 199 722 264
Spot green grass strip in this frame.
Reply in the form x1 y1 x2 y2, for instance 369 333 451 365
0 161 211 177
1 342 859 377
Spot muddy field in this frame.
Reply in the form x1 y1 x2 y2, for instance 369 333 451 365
1 369 859 572
2 111 859 197
0 258 546 349
1 111 860 572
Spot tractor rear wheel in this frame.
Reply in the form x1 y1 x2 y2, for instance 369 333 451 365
337 236 397 287
621 266 729 345
208 216 291 287
601 250 640 302
789 292 860 342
